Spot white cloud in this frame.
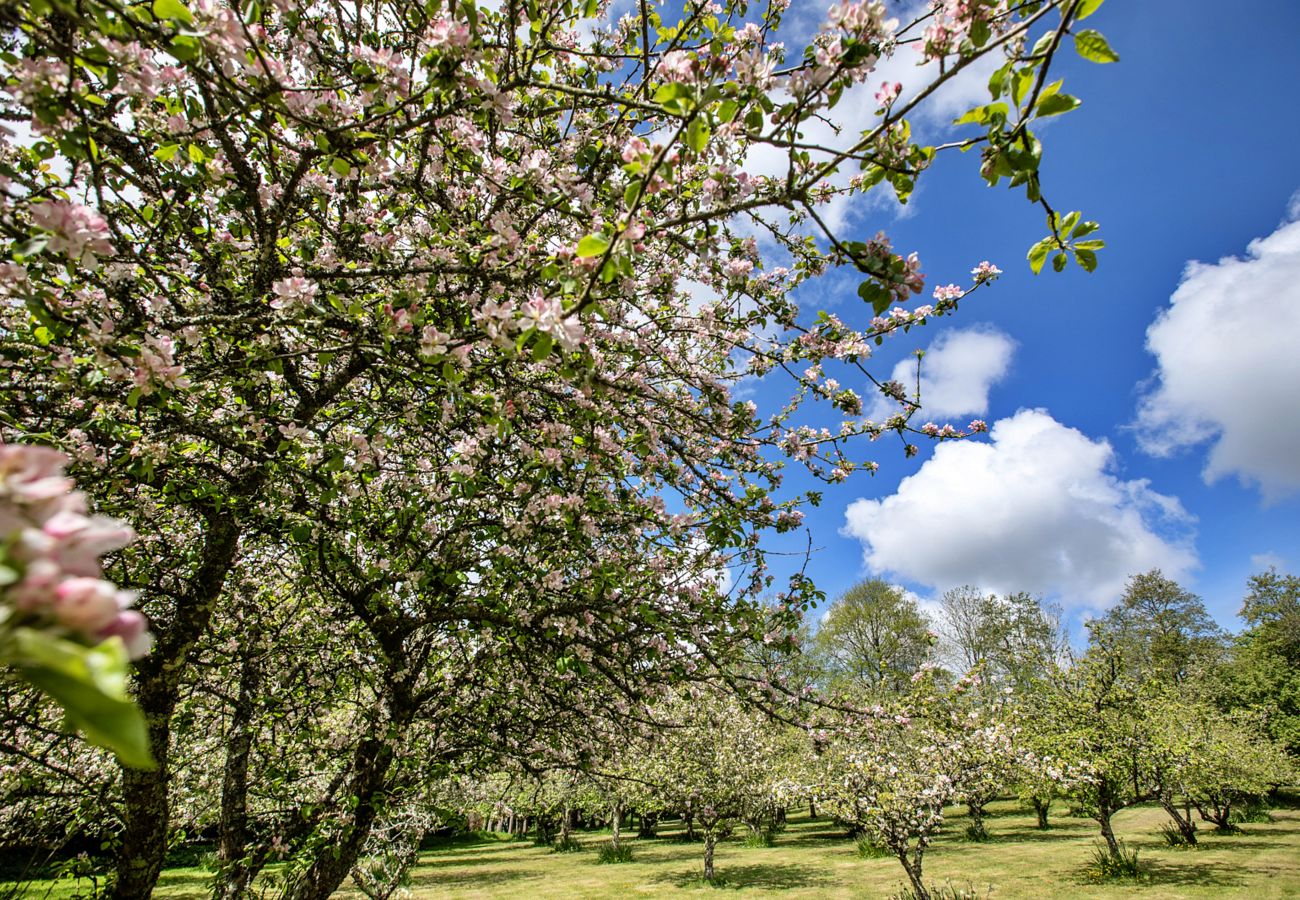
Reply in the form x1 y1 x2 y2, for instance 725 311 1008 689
843 409 1198 608
1135 215 1300 501
867 326 1015 422
1250 551 1286 572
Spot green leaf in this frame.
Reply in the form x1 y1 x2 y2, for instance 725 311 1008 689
1027 237 1052 275
331 157 352 177
576 233 610 258
152 0 193 25
1075 248 1098 272
653 82 685 105
531 332 553 362
1074 30 1119 64
1035 93 1081 117
10 629 154 769
623 180 642 208
686 119 710 153
1077 0 1106 21
857 281 891 316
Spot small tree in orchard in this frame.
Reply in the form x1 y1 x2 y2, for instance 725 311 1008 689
1051 638 1158 861
945 674 1019 841
1149 696 1295 840
814 672 1013 900
0 0 1116 892
636 690 788 881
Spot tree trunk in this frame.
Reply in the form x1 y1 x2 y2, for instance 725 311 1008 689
702 833 716 881
1098 810 1120 857
684 810 696 841
560 806 572 842
637 811 658 839
967 803 987 839
112 673 178 899
899 849 929 900
1160 799 1198 845
809 799 817 819
113 512 243 900
282 733 400 900
611 802 623 847
213 651 262 899
1032 797 1050 830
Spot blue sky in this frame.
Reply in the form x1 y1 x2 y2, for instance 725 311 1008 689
749 0 1300 637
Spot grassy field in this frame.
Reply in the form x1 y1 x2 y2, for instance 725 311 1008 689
9 798 1300 898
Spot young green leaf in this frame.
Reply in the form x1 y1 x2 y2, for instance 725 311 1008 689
576 233 611 258
1074 30 1119 64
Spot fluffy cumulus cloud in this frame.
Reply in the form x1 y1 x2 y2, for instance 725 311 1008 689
843 409 1198 607
868 326 1015 421
1135 214 1300 500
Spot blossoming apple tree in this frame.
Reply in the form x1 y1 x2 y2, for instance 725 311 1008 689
1 0 1116 894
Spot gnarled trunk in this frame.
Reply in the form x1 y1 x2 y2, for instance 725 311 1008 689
1032 797 1050 830
702 832 717 881
898 847 929 900
1160 799 1198 845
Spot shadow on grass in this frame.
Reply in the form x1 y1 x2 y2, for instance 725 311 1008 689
654 862 833 891
985 825 1095 844
779 828 858 847
1066 856 1250 891
407 866 531 890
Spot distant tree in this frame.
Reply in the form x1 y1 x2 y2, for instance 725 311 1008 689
814 579 934 697
1222 569 1300 753
937 587 1063 690
1090 570 1225 684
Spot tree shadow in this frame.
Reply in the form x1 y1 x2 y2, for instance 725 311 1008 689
654 862 833 890
780 828 858 846
1067 856 1250 891
407 866 530 890
987 825 1095 844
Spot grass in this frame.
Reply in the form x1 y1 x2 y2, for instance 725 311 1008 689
7 799 1300 898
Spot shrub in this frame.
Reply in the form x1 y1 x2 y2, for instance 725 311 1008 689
595 842 635 864
962 823 992 843
1232 799 1274 824
742 831 775 849
890 881 992 900
855 837 889 859
550 835 583 854
1087 841 1145 881
1157 824 1195 848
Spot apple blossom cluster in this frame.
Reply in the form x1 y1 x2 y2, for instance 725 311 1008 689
923 0 1013 61
29 202 115 268
0 444 151 658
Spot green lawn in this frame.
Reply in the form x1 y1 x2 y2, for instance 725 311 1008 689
10 799 1300 898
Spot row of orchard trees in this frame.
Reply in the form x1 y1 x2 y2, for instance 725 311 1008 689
0 0 1121 895
446 571 1296 900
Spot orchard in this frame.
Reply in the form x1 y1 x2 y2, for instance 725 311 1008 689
1 0 1297 898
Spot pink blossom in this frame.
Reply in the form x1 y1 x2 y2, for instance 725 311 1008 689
875 81 902 106
270 276 318 311
30 202 115 267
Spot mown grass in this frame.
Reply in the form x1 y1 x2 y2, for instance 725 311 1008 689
8 798 1300 898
